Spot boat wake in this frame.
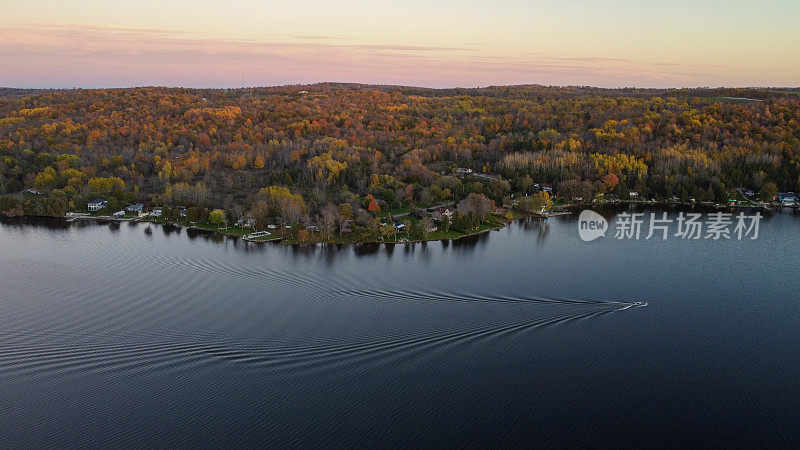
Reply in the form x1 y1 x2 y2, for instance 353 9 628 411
0 253 647 380
0 306 632 379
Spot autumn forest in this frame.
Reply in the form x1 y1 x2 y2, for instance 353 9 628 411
1 84 799 236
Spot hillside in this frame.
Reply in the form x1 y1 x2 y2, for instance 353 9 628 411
1 84 799 227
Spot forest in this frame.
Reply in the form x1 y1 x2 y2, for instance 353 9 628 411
1 84 799 238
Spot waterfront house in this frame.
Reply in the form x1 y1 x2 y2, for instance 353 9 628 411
779 193 797 207
432 208 453 222
149 209 163 218
628 190 639 199
237 217 255 228
112 210 125 218
88 198 107 211
125 203 144 213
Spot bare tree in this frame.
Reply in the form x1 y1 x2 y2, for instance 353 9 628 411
320 203 340 238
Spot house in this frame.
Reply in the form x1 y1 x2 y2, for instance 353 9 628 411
743 189 755 197
628 190 640 199
237 217 255 228
474 173 499 181
112 210 125 218
455 167 473 175
125 203 144 213
394 222 406 231
179 208 187 217
432 208 454 222
267 224 278 230
149 209 163 218
24 188 42 195
541 184 553 193
779 193 797 206
88 198 107 211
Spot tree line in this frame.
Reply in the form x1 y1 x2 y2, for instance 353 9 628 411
1 84 798 225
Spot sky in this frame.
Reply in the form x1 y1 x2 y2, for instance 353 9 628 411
1 0 798 89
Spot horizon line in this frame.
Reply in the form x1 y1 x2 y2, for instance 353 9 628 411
2 82 799 91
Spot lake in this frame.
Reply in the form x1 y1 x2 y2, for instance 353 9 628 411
1 206 799 447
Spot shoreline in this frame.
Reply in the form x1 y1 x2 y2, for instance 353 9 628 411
5 199 787 246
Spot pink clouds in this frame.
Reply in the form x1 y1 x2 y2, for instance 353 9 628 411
0 24 741 88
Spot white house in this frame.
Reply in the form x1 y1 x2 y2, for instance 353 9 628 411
88 198 107 211
237 217 256 228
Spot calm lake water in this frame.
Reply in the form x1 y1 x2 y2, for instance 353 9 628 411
1 206 799 447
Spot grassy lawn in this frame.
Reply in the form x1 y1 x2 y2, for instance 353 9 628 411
190 223 252 236
726 190 759 206
426 230 463 240
378 206 410 218
285 215 509 244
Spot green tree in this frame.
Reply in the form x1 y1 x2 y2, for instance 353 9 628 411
209 209 226 227
759 182 778 201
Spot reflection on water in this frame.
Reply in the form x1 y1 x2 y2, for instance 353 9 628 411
1 209 799 447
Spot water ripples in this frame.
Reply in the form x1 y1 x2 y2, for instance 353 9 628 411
0 225 644 382
0 306 630 380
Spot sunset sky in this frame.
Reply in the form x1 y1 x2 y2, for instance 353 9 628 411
2 0 799 88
